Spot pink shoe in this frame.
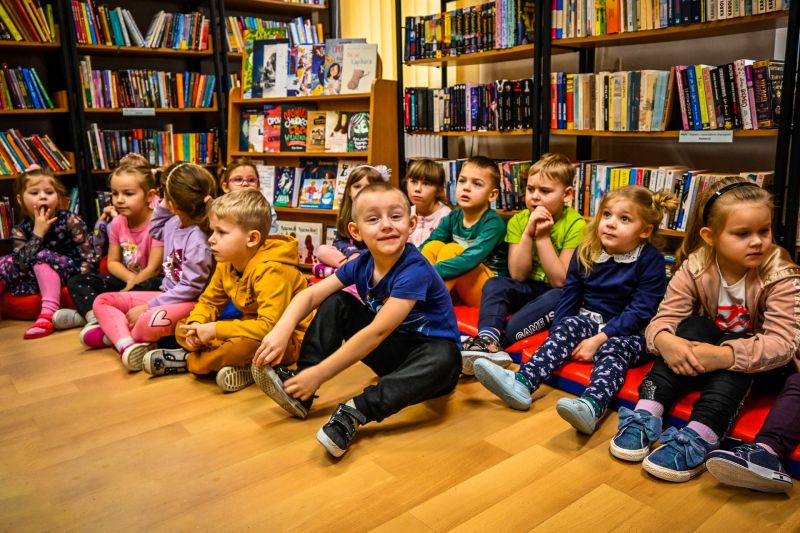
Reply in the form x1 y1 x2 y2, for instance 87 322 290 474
79 323 112 349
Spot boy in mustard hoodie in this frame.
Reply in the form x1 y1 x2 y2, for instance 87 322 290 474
142 189 311 392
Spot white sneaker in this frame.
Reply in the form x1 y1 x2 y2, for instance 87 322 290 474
53 309 86 330
216 366 255 392
121 343 153 371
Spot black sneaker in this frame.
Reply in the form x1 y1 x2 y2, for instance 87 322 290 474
251 364 314 419
316 403 367 457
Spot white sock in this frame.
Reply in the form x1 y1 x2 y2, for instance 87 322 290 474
345 399 362 425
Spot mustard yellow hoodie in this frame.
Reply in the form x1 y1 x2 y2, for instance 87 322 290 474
186 235 311 344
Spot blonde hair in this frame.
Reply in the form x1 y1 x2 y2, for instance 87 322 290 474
403 158 450 206
352 182 411 220
209 188 270 243
218 157 258 193
15 168 66 218
676 176 773 267
109 154 156 192
529 152 575 187
578 185 679 272
337 166 385 238
160 162 217 233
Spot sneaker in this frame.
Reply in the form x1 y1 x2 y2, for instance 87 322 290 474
52 309 86 330
121 342 153 372
556 397 601 434
473 358 532 411
609 407 662 462
461 335 513 376
216 365 254 392
706 443 793 493
143 348 188 376
251 364 313 419
79 323 112 349
643 427 718 483
316 403 367 457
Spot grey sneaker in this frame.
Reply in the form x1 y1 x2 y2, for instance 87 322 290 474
53 309 86 330
216 365 254 392
461 335 513 376
121 342 153 372
556 397 601 434
473 358 532 411
143 348 188 375
251 364 313 419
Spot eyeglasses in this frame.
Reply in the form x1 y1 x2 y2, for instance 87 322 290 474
229 176 259 186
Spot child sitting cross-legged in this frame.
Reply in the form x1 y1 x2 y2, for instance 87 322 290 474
461 153 587 374
474 185 677 436
142 188 311 392
252 182 461 457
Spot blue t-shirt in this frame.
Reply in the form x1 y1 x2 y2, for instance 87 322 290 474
335 244 460 345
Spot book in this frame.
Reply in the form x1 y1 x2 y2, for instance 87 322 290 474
347 111 370 152
340 43 378 94
322 38 366 95
263 104 281 152
242 27 287 99
298 161 336 209
276 220 323 264
334 159 363 209
251 39 289 98
325 225 337 245
256 163 275 205
273 166 299 207
325 110 348 152
280 104 315 152
306 110 327 152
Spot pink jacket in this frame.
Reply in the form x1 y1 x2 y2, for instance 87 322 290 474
646 245 800 373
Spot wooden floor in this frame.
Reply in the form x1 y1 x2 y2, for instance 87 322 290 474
1 319 798 532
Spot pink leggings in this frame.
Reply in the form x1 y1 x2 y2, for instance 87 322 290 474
93 291 195 350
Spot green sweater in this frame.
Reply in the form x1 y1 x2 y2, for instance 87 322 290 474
422 208 508 280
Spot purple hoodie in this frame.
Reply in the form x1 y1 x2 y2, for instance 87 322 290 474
148 204 212 307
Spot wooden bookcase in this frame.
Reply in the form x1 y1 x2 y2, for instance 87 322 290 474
225 78 399 226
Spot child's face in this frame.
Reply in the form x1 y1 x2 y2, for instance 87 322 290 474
349 176 370 199
597 198 652 255
349 189 416 258
455 164 497 210
110 172 151 219
703 202 772 274
208 213 259 264
19 175 59 218
406 176 438 211
525 172 572 218
224 166 259 192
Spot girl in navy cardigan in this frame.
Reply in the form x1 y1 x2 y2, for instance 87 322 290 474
474 185 678 435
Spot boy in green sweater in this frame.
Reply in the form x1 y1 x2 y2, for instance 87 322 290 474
421 156 507 308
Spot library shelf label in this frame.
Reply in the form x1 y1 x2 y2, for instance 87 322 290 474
122 108 156 117
679 130 734 143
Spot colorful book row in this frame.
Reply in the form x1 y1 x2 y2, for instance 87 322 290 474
0 196 13 238
0 128 70 175
70 1 142 47
0 64 53 109
141 10 209 50
0 0 55 42
257 158 362 210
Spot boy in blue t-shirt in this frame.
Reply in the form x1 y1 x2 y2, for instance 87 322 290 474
252 182 461 458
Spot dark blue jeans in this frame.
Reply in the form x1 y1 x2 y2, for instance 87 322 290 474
477 276 562 346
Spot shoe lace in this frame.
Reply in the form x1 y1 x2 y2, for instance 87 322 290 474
659 427 709 466
617 407 661 441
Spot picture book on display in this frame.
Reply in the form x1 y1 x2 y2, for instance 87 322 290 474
325 225 337 245
280 104 317 151
273 166 301 207
322 38 366 95
325 111 348 152
242 27 288 99
275 220 323 265
306 111 327 152
298 160 337 209
256 164 275 204
340 43 378 94
333 159 363 209
251 39 289 99
263 104 282 152
347 112 370 152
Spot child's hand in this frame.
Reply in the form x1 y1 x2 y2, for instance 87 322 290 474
283 367 322 401
126 304 148 327
690 342 734 372
121 277 137 292
524 210 539 237
571 332 608 362
33 206 58 239
531 207 554 239
180 322 215 349
100 205 118 222
655 332 705 376
253 329 290 367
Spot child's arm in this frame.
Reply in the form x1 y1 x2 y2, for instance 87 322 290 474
254 274 346 366
11 224 44 272
148 201 172 241
432 216 505 280
123 245 164 290
332 233 361 259
106 242 136 283
67 213 96 274
420 211 454 249
283 296 417 400
182 263 228 325
645 261 700 354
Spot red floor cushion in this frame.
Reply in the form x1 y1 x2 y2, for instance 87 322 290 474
1 288 75 320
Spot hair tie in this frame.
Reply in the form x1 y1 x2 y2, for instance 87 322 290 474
25 164 42 171
702 181 760 225
352 164 391 182
204 195 212 204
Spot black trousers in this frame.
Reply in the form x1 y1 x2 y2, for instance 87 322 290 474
639 316 752 437
298 291 461 423
67 273 163 317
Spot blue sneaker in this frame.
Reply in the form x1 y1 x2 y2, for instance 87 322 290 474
556 397 601 434
609 407 662 462
706 443 793 493
643 427 718 482
473 358 532 411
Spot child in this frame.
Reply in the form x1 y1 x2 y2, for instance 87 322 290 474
461 153 587 374
610 177 800 483
474 186 677 436
218 157 278 234
55 158 164 330
313 164 387 278
84 162 216 371
420 156 508 308
252 182 461 457
141 189 311 392
404 158 451 247
706 370 798 493
0 167 95 338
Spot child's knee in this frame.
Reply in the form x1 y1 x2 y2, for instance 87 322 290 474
437 242 465 262
421 240 445 263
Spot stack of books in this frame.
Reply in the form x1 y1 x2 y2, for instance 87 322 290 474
550 69 674 132
0 0 56 42
0 196 12 238
142 11 210 50
0 128 70 175
403 0 536 61
79 58 216 109
675 60 783 130
238 105 370 154
86 124 217 169
404 78 534 133
0 65 54 109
